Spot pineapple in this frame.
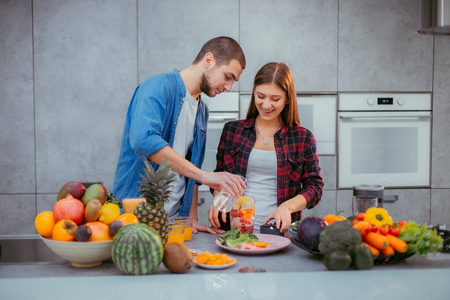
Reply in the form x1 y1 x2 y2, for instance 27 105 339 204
134 158 177 245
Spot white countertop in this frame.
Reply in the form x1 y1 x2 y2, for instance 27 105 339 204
1 232 449 300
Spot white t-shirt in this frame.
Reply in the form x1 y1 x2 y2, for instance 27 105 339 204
165 91 198 217
245 148 278 231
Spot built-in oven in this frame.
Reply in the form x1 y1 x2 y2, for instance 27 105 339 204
337 93 432 188
240 94 337 155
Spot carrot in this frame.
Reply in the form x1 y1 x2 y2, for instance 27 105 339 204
363 242 380 259
380 245 395 257
353 221 370 236
249 241 268 248
363 232 389 250
386 234 408 253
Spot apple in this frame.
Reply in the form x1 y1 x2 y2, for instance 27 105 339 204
57 181 86 201
53 196 85 225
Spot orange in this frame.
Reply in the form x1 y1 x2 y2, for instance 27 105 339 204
85 221 112 241
35 211 55 238
115 213 138 225
52 219 77 241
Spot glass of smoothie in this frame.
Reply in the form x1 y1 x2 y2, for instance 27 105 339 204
230 195 255 233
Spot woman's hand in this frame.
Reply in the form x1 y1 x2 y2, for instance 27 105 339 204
192 218 224 235
264 195 307 233
263 204 293 233
208 203 227 229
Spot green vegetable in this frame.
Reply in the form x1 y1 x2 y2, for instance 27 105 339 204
398 221 443 256
217 229 258 248
350 243 374 270
346 215 357 222
323 250 352 270
318 219 362 255
105 193 122 209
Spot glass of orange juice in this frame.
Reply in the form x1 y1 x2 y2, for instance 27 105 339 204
167 223 185 245
122 198 146 214
170 216 193 241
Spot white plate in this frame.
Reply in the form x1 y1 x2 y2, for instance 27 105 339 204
188 248 203 258
194 256 237 269
215 233 291 254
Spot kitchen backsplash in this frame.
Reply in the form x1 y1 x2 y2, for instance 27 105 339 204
1 0 449 237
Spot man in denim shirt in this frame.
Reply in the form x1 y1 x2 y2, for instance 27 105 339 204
112 37 246 234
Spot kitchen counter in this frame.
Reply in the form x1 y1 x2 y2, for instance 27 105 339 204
1 232 449 299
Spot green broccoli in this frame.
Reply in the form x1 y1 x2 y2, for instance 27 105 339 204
318 219 361 255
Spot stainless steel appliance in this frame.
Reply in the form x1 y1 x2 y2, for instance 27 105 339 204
338 93 432 188
418 0 450 35
352 184 384 215
240 94 337 155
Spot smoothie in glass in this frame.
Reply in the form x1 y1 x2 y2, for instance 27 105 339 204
230 195 255 233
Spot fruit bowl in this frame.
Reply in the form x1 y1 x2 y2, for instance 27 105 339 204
40 236 113 268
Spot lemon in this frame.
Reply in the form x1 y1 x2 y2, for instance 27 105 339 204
98 203 121 225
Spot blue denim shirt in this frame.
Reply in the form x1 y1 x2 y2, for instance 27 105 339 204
112 69 209 216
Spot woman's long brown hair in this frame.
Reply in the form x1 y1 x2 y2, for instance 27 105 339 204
246 62 300 127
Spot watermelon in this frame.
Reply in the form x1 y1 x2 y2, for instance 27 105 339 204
111 223 164 275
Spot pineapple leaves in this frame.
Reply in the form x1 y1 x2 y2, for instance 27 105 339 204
138 157 177 204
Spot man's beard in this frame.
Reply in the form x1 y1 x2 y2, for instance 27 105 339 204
200 73 215 97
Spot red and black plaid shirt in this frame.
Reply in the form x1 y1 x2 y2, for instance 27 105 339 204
214 118 324 222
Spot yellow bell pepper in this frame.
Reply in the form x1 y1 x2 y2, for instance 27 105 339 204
363 207 393 227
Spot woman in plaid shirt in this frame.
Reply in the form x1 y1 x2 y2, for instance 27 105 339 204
208 62 324 233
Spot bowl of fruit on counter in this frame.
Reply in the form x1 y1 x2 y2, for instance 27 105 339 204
35 181 138 267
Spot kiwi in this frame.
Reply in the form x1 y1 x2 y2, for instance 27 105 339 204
163 243 193 273
84 199 102 222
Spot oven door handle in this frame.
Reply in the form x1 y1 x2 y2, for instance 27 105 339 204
339 115 431 120
208 116 238 122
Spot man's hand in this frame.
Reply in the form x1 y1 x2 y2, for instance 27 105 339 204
201 171 246 198
192 218 224 235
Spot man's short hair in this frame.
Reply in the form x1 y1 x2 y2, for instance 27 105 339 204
193 36 246 69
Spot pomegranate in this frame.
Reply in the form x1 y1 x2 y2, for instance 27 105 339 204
53 195 85 225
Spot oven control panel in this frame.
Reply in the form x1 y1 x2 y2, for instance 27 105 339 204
339 93 431 111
